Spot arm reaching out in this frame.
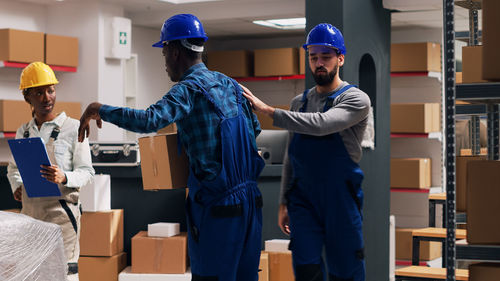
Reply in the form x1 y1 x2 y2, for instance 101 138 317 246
240 84 276 118
78 102 103 142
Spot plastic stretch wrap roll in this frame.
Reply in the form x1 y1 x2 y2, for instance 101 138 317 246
0 211 67 281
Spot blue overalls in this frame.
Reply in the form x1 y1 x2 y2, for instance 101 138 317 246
185 79 265 281
287 85 365 281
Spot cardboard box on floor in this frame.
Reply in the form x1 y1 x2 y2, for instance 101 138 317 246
138 133 189 190
255 105 290 130
462 46 488 83
131 231 188 274
267 251 294 281
482 0 500 80
456 156 486 212
391 42 441 72
79 252 127 281
396 228 441 261
470 263 500 281
254 48 299 77
0 100 81 132
391 158 431 189
259 252 269 281
207 50 253 77
391 103 440 133
0 29 44 63
467 160 500 244
45 34 79 67
80 209 124 256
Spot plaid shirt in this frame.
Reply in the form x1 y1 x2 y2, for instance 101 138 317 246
99 63 261 181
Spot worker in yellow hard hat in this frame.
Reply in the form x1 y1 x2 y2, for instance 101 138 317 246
7 62 94 280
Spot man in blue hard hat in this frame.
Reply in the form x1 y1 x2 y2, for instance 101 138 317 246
78 14 265 281
243 23 370 281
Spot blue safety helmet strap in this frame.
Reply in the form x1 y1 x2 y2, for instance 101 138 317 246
152 14 208 50
303 23 346 55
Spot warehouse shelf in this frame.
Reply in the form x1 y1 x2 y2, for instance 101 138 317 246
390 132 442 140
456 241 500 261
455 0 481 10
456 82 500 103
456 104 487 115
235 74 305 82
390 187 442 194
0 132 16 139
0 61 77 72
390 71 441 81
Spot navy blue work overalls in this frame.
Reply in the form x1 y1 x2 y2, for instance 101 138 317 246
287 85 365 281
185 79 265 281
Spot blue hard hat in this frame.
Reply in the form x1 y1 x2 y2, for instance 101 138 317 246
303 23 346 55
152 14 208 48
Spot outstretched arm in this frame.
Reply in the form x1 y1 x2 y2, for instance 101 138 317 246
78 102 103 142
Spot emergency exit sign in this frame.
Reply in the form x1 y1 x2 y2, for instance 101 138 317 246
105 17 131 59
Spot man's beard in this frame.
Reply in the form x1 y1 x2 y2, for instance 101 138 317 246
312 66 337 86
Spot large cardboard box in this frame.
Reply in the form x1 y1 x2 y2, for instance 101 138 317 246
470 263 500 281
80 209 124 256
0 100 81 132
456 156 486 212
45 34 79 67
391 103 440 133
462 46 488 83
255 105 289 130
157 123 177 135
391 158 431 189
467 160 500 244
80 174 111 212
79 252 127 281
254 48 299 77
396 228 441 261
267 251 294 281
0 29 44 63
299 47 306 75
259 252 269 281
138 134 189 190
482 0 500 80
131 231 188 274
207 50 253 77
391 42 441 72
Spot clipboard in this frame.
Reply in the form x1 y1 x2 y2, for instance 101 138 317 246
8 137 61 198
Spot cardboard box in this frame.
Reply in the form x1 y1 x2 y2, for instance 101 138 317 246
462 46 488 83
80 209 124 256
0 29 44 63
267 251 294 281
391 42 441 72
207 50 253 77
131 231 188 274
157 123 177 135
467 160 500 244
147 222 180 238
482 0 500 80
391 103 440 133
80 174 111 212
456 72 462 84
138 134 189 190
254 48 299 77
396 228 441 261
79 252 127 281
456 156 486 212
0 100 81 132
391 158 431 189
45 34 79 67
264 239 290 253
259 252 269 281
2 209 21 213
299 47 306 75
255 105 289 130
0 100 31 132
470 263 500 281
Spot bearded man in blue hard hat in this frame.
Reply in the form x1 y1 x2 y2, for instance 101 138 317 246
78 14 265 281
243 23 371 281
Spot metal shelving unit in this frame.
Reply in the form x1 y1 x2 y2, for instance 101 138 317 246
445 1 500 280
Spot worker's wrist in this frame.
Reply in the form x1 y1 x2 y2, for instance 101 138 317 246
266 105 276 118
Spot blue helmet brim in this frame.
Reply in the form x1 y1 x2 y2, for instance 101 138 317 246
152 40 163 48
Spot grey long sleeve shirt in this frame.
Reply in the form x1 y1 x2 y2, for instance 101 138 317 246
273 81 371 205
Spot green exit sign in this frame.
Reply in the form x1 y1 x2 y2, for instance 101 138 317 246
119 32 127 45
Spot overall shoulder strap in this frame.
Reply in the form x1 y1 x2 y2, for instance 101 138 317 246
323 84 358 112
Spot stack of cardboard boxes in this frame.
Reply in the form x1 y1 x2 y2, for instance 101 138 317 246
390 42 443 266
262 239 294 281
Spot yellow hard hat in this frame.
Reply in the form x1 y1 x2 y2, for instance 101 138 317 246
19 62 59 90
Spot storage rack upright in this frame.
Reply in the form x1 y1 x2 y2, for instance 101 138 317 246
444 1 500 281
